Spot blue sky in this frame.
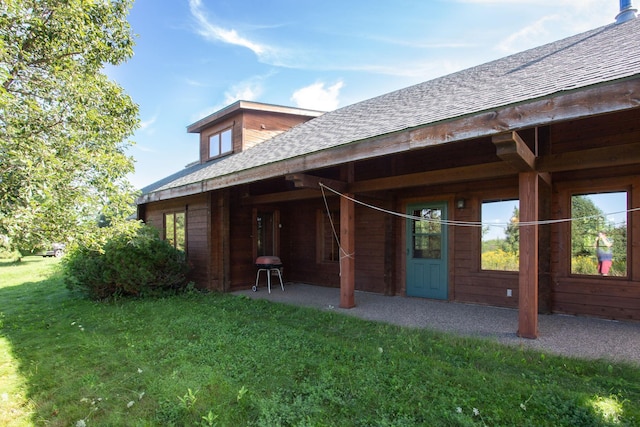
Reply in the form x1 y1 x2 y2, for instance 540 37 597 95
106 0 622 190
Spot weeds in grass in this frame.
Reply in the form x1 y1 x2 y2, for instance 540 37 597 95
1 257 640 426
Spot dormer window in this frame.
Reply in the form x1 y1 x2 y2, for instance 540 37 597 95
209 128 233 159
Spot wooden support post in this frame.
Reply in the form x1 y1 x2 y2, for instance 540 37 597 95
518 172 539 339
340 192 356 308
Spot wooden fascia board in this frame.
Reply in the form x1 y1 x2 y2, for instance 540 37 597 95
409 79 640 149
144 141 640 206
138 79 640 205
492 131 536 172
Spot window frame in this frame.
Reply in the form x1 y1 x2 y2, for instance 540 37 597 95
208 127 233 159
164 211 187 252
316 209 340 263
480 198 520 272
568 190 629 278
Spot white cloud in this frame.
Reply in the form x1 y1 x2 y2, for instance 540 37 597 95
496 15 558 53
185 78 208 87
139 115 157 133
491 0 617 52
188 76 266 123
291 81 344 111
188 0 278 62
224 79 263 105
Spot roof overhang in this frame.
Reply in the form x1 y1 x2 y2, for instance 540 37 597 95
138 78 640 205
186 100 325 134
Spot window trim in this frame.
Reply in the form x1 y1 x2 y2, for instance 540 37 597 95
555 179 632 280
164 211 187 252
480 198 520 272
568 190 629 278
316 209 340 263
208 127 233 159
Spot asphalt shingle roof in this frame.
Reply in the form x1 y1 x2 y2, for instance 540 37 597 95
144 18 640 197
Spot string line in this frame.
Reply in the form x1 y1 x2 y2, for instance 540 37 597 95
319 183 638 229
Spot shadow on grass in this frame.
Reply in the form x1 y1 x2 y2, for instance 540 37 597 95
1 261 144 425
2 258 640 426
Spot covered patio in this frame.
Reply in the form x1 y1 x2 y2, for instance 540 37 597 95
234 282 640 365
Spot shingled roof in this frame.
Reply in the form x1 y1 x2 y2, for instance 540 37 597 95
140 17 640 200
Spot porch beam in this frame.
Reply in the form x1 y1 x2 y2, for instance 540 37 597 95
518 171 539 339
242 142 640 206
285 173 348 192
242 188 323 205
536 141 640 172
492 131 536 172
349 162 515 193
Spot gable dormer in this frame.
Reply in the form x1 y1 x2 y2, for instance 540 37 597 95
186 101 324 164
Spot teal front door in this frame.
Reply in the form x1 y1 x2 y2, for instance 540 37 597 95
406 202 448 299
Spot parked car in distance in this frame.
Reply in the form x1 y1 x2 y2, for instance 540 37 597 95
43 243 66 258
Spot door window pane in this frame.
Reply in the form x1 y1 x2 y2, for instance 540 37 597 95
412 208 442 259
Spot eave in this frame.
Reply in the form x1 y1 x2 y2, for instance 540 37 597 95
138 78 640 205
186 100 325 134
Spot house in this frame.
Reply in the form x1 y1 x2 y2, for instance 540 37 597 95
137 10 640 338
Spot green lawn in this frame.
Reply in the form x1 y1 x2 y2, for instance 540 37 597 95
1 257 639 426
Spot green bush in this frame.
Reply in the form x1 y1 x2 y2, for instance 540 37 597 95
63 225 189 299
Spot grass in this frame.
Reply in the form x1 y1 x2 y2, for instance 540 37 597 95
1 257 640 426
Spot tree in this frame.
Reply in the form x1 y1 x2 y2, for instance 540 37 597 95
571 195 603 257
503 206 519 254
0 0 139 250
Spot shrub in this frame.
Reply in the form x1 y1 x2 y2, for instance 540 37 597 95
63 225 189 299
481 249 519 271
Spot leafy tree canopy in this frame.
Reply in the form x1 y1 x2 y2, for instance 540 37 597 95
0 0 139 250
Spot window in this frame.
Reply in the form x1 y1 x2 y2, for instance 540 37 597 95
317 210 340 262
256 211 275 257
208 128 233 158
412 208 442 259
481 200 519 271
164 212 186 251
570 192 627 277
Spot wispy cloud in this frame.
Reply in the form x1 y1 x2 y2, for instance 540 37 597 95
291 81 344 111
489 0 617 52
188 0 282 63
134 145 156 153
496 15 558 53
187 76 266 122
185 78 209 87
139 115 157 133
223 77 264 105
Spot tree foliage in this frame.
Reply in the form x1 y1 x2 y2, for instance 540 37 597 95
571 194 627 275
503 206 519 254
570 195 604 256
0 0 139 249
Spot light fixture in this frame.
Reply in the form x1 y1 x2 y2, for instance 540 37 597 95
456 199 465 209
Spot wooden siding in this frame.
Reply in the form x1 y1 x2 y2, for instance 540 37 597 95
198 110 319 163
281 200 341 287
144 194 210 287
548 108 640 320
141 106 640 322
242 110 318 150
